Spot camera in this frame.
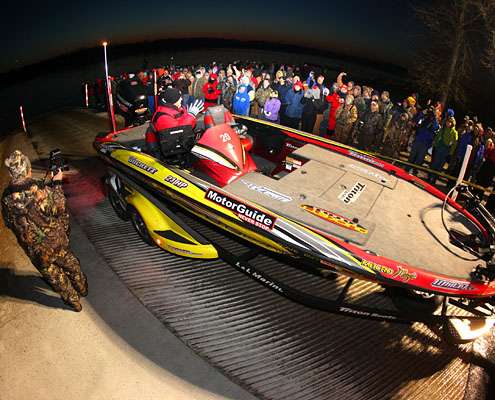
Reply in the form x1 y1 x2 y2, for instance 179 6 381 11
48 149 69 173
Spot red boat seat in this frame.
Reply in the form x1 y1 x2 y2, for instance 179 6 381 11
204 105 234 129
192 123 257 186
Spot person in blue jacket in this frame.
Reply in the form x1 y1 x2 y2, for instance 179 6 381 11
284 83 305 129
406 107 439 175
232 85 251 116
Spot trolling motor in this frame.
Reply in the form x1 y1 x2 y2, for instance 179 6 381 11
444 184 495 282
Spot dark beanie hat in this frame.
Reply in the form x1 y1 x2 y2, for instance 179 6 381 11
162 87 181 104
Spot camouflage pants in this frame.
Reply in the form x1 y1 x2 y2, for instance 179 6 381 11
35 248 88 307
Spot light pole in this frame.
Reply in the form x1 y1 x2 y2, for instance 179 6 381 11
103 41 117 133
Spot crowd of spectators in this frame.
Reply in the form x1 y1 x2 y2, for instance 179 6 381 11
90 60 495 194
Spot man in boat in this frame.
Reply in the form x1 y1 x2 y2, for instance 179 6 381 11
2 151 88 311
145 87 204 159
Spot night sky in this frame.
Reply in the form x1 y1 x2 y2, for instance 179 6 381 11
2 0 418 73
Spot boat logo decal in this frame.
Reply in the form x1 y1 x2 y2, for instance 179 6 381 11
128 156 157 174
165 175 188 189
347 164 388 183
360 260 417 282
348 151 385 168
338 306 397 320
393 266 417 282
431 278 474 291
300 205 368 234
206 189 276 231
240 180 293 203
338 182 366 204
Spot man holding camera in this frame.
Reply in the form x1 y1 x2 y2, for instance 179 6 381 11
2 150 88 311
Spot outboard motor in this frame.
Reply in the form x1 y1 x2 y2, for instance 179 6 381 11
114 76 149 126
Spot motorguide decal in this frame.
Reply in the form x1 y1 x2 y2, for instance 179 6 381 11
338 182 366 204
128 156 157 174
301 204 368 235
240 180 293 203
205 189 276 231
165 175 188 189
431 278 474 291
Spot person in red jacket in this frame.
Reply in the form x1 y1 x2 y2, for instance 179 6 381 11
202 73 222 110
326 84 342 137
145 87 204 158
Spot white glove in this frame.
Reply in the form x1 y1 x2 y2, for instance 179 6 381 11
188 99 204 117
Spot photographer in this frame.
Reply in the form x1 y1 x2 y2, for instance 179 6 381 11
2 150 88 311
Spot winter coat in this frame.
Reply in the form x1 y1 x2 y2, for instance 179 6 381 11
356 111 384 150
414 113 439 147
455 131 474 160
433 125 458 155
325 93 341 131
221 80 237 110
274 83 291 105
202 81 221 102
192 76 207 99
285 90 305 119
255 86 272 107
354 96 367 117
335 104 358 128
380 100 394 129
302 96 326 116
232 86 251 116
263 98 281 122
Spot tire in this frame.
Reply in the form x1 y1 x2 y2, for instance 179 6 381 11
388 287 444 315
106 178 129 221
129 207 155 246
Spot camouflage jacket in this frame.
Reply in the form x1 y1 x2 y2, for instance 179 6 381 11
2 179 69 255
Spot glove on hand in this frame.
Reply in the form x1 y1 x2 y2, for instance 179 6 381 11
188 99 204 117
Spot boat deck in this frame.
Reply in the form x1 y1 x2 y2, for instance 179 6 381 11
224 144 480 280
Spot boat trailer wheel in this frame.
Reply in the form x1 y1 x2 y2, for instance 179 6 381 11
106 176 129 221
129 207 155 246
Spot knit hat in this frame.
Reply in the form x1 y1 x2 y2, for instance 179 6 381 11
446 108 455 118
161 87 181 104
4 150 31 183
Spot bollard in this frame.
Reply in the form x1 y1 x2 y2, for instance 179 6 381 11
85 83 89 108
102 41 117 133
153 69 158 110
452 144 473 201
19 105 27 133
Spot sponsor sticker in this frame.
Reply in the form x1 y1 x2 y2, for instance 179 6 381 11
128 156 157 174
348 151 385 168
205 189 276 231
431 278 474 291
392 266 417 282
360 260 417 282
301 204 368 235
338 182 366 204
347 164 388 183
165 175 188 189
338 306 397 320
240 180 293 203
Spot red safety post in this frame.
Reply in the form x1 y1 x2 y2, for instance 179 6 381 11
153 69 158 110
102 41 117 133
19 105 27 133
